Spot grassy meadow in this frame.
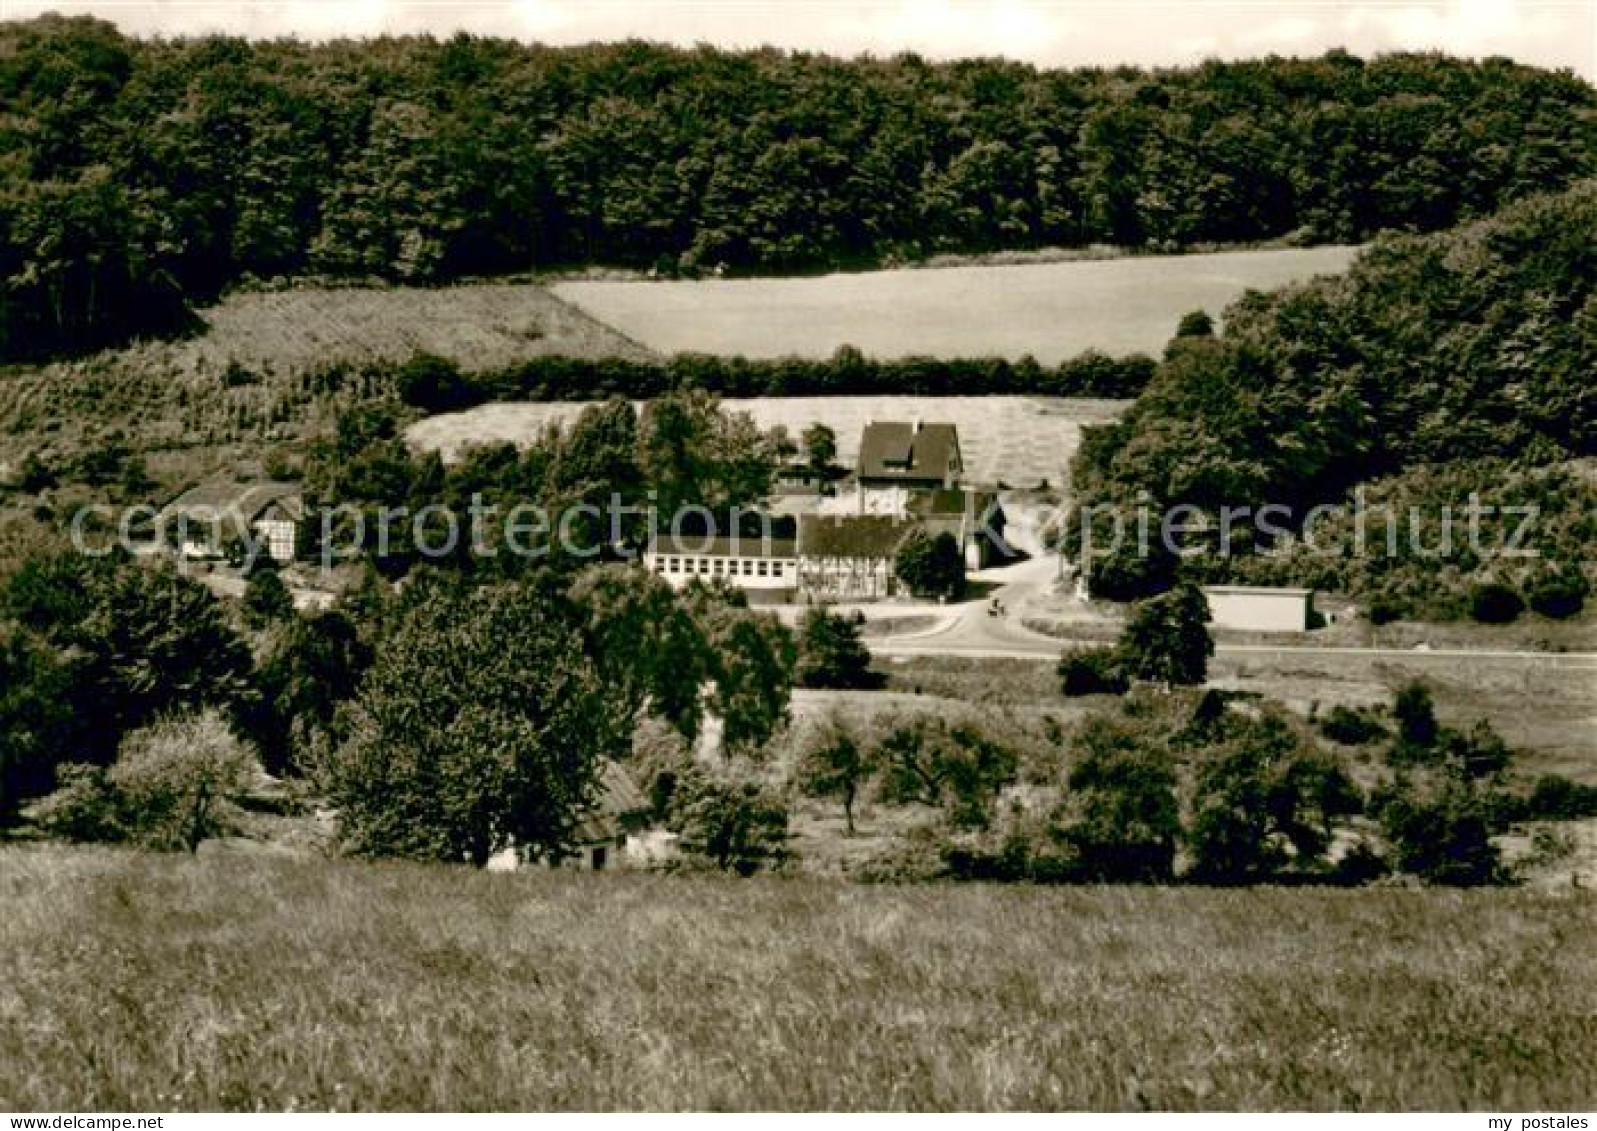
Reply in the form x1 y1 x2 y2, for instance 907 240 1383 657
551 245 1359 363
409 395 1127 488
1 844 1592 1111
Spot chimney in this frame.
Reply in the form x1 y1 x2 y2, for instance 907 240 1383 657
912 415 922 434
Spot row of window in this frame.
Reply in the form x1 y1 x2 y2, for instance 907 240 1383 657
653 555 793 579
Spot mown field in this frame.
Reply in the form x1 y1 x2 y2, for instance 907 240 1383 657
552 245 1359 363
409 395 1127 488
1 845 1591 1111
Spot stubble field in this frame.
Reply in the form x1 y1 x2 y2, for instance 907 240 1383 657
409 395 1128 488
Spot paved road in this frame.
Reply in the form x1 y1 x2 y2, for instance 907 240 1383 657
864 537 1597 668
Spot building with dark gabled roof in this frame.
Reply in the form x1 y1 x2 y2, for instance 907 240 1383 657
857 420 962 485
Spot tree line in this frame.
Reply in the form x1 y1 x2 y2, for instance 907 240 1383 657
4 14 1594 357
395 347 1157 411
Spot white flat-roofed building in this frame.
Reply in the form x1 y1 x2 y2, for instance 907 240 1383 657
1202 585 1314 633
644 531 800 596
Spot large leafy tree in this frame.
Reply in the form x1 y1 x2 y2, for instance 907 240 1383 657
894 530 966 601
567 564 706 739
4 553 254 764
1116 583 1213 688
794 606 876 690
685 583 796 760
1057 715 1181 882
324 583 629 864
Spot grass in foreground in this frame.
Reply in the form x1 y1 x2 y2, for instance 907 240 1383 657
2 845 1593 1111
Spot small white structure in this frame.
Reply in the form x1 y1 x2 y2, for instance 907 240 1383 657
1202 585 1314 633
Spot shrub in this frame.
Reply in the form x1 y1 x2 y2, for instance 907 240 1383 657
1057 647 1128 697
1522 775 1597 821
242 569 295 629
1175 309 1215 338
1377 779 1504 886
1317 703 1388 746
1393 680 1439 750
27 763 121 842
1526 572 1588 619
1365 594 1405 625
672 778 790 876
396 352 475 412
1468 582 1525 624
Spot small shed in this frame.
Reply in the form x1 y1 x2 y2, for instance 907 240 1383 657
1202 585 1314 633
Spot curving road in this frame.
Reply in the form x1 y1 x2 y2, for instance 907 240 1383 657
863 541 1597 669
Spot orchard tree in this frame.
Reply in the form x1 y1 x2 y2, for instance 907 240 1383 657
796 715 875 835
1057 714 1181 882
109 709 258 853
875 715 1018 829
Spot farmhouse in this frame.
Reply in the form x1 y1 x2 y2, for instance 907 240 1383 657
1202 585 1315 633
796 514 916 600
161 481 304 562
645 529 800 599
856 419 962 512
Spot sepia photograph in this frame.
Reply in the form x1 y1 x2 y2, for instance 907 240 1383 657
0 0 1593 1116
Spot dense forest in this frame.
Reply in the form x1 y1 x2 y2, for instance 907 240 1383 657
1068 181 1597 618
3 14 1594 359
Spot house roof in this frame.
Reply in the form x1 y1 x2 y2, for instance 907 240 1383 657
798 515 916 559
571 759 651 845
164 481 304 524
649 533 797 559
857 422 960 482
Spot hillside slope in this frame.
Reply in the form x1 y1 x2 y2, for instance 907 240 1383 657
1070 181 1597 615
